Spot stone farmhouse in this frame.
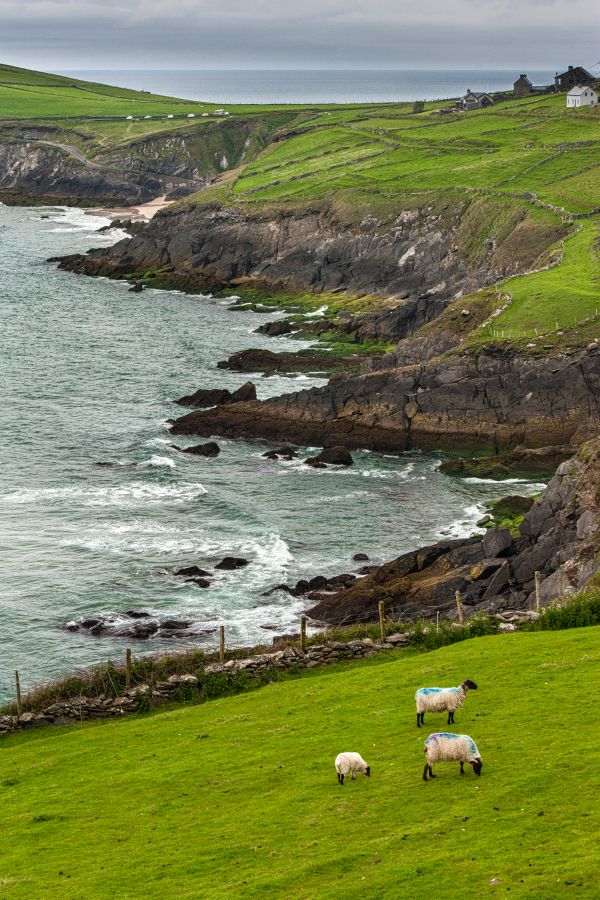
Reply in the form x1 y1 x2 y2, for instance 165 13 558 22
513 74 554 99
555 65 595 91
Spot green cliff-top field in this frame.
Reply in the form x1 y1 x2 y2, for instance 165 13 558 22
1 627 600 898
1 62 599 344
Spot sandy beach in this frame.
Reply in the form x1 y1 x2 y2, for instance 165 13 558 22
86 195 172 223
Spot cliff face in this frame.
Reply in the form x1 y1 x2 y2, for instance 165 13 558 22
0 142 164 205
57 196 561 340
306 442 600 624
0 120 263 206
171 347 600 453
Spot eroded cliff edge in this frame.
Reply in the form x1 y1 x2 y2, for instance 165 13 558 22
171 348 600 453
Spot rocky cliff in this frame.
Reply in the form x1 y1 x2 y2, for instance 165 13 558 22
0 120 264 206
306 441 600 624
57 194 563 340
171 346 600 453
0 141 165 205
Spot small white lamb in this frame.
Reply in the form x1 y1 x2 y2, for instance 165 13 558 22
415 679 478 728
335 752 371 785
423 732 483 781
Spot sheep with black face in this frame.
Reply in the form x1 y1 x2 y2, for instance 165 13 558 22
415 679 478 728
335 752 371 785
423 732 483 781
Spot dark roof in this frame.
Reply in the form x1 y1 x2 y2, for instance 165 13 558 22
465 91 492 99
556 65 594 79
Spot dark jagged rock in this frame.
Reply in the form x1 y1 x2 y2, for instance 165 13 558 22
175 382 256 408
232 381 257 403
217 348 355 374
305 460 327 469
255 319 294 336
353 553 369 561
173 565 211 577
129 282 144 293
306 446 353 467
179 441 221 457
175 387 234 408
65 611 217 639
185 578 211 588
215 556 249 570
306 442 600 623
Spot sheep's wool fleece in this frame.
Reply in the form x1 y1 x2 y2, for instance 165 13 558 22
424 733 480 764
415 686 465 713
335 752 368 775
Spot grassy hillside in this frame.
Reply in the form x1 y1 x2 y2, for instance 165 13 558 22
1 628 600 898
2 63 599 344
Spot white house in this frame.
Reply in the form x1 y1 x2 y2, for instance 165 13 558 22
566 85 598 108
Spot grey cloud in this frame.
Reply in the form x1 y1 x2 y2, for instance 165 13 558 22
0 0 598 69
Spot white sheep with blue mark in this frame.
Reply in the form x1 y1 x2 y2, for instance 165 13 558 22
415 679 477 728
335 752 371 785
423 732 483 781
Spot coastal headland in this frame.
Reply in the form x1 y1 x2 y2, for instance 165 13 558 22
3 62 600 628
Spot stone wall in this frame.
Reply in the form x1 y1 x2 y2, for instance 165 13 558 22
0 635 410 736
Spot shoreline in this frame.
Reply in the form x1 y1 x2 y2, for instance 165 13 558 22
85 194 172 223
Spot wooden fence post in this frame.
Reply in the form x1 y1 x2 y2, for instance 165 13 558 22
455 590 465 625
15 671 22 718
378 600 385 642
125 648 132 690
534 571 541 613
300 616 307 652
219 625 225 663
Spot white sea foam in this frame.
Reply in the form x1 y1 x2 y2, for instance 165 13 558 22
146 455 176 468
463 477 546 489
143 437 172 448
438 503 486 539
5 481 206 508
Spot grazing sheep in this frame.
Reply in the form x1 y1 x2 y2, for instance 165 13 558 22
335 752 371 785
423 732 483 781
415 679 478 728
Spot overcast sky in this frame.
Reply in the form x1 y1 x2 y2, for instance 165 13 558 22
1 0 598 71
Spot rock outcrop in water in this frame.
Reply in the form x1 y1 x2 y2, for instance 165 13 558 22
170 346 600 453
306 441 600 624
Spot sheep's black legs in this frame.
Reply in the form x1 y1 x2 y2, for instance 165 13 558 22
460 762 464 775
447 710 455 724
423 764 429 781
417 713 421 728
428 765 435 779
338 773 344 785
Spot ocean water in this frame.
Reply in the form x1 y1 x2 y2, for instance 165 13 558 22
0 204 547 702
61 69 557 105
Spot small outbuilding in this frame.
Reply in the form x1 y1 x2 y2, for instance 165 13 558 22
566 85 598 109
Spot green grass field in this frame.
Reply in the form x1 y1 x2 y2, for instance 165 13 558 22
1 627 599 898
1 62 599 346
